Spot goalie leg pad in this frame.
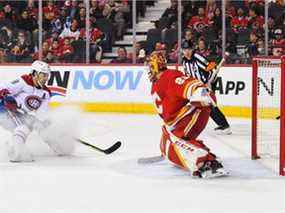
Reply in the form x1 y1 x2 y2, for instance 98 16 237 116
160 126 216 174
6 125 33 162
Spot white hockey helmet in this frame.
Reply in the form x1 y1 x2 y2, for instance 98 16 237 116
31 60 51 75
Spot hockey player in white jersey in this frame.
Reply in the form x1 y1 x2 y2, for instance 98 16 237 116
0 60 74 162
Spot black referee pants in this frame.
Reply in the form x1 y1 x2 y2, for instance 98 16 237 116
210 106 230 128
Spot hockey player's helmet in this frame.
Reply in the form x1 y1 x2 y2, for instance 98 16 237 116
31 60 51 88
146 51 167 82
31 60 51 75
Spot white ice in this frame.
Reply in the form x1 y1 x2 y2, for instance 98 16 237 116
0 113 284 213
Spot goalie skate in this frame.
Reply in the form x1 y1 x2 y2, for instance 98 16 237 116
198 160 229 178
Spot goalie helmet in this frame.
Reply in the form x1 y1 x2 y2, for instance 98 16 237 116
146 51 167 82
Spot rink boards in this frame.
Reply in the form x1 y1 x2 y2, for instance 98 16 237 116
0 65 279 118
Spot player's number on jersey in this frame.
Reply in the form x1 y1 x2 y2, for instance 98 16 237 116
152 92 163 114
175 76 188 85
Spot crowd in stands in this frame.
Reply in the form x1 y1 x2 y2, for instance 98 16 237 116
143 0 285 64
0 0 284 64
0 0 153 63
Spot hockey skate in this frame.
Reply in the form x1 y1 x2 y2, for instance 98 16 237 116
197 160 229 178
214 126 232 135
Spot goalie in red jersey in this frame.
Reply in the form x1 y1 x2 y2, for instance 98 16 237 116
146 51 228 178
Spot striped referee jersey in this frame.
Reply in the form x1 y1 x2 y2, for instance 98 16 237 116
182 51 214 84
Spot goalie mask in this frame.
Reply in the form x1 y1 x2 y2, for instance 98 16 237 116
31 60 51 88
146 51 167 82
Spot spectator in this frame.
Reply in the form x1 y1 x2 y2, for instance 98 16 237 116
0 47 7 63
16 10 37 33
127 42 146 63
32 41 51 61
205 0 217 21
90 0 104 19
182 29 194 45
90 27 104 63
181 1 194 28
161 0 178 27
8 31 31 62
268 16 276 40
50 39 61 62
155 42 167 59
137 49 146 63
168 42 178 63
257 38 265 55
61 37 74 62
188 7 209 34
271 28 285 56
196 37 211 58
76 7 86 29
110 47 131 63
59 19 80 41
212 7 222 34
248 7 264 31
231 7 248 33
43 0 60 31
246 32 259 62
3 4 15 23
68 0 80 19
0 27 10 52
269 0 285 21
109 0 130 40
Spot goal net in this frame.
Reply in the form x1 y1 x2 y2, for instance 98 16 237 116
251 56 285 176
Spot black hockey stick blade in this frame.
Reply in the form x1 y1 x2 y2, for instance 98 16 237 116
276 115 280 120
77 139 121 154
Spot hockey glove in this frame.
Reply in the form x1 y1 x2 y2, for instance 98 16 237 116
0 89 10 99
3 96 18 112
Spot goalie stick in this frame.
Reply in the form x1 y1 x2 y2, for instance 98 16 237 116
137 155 165 164
77 138 122 154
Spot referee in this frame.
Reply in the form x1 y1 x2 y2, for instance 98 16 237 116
182 40 232 135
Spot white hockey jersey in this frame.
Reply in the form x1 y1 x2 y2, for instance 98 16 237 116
0 74 50 115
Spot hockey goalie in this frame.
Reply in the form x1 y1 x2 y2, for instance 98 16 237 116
0 60 76 162
146 51 228 178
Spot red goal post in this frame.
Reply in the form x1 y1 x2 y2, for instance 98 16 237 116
251 56 285 176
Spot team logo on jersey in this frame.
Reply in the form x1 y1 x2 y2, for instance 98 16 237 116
175 76 188 85
24 95 42 110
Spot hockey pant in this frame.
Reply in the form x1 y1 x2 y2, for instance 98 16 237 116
160 125 216 175
171 107 211 140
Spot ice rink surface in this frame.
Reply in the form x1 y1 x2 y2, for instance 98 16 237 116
0 113 284 213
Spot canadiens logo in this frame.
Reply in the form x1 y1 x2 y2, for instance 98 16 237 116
25 96 42 110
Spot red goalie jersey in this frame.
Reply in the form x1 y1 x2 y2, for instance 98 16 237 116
151 69 215 140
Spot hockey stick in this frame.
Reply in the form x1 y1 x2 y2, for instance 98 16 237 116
137 155 165 164
77 138 122 154
8 108 122 155
207 52 229 85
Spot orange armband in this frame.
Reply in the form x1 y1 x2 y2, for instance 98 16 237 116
206 61 217 72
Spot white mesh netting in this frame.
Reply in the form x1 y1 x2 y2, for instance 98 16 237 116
255 59 281 172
